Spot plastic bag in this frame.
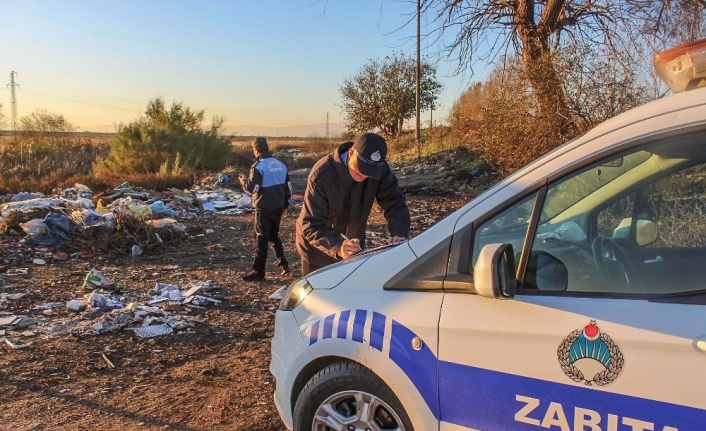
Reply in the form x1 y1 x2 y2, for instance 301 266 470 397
150 200 179 218
20 219 47 236
236 195 253 209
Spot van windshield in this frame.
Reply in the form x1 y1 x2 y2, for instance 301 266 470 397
539 150 652 223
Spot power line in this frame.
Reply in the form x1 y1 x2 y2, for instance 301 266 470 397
20 77 143 105
19 89 140 113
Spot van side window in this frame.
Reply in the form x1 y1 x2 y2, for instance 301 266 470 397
523 135 706 296
472 194 536 275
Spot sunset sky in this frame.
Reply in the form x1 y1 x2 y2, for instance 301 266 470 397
1 1 484 135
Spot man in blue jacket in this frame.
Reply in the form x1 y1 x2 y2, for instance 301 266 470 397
239 137 292 281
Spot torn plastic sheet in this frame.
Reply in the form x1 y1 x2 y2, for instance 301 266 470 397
25 212 79 246
10 192 44 201
0 198 63 216
212 200 239 210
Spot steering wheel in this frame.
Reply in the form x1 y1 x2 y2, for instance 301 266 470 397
592 236 642 292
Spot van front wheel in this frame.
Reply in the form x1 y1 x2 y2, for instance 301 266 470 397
293 362 413 431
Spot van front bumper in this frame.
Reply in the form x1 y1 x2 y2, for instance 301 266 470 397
270 309 313 430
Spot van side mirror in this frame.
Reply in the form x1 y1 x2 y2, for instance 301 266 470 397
612 217 658 246
474 243 516 299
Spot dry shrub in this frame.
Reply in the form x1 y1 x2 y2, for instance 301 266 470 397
229 136 339 172
450 48 652 177
0 171 194 196
0 134 111 194
69 210 184 256
298 136 339 154
1 210 23 234
228 144 256 170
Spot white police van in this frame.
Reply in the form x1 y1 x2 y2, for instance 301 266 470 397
270 39 706 431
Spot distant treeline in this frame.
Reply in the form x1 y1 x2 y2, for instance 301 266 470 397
0 130 333 141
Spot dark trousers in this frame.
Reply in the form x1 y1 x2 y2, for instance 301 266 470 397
253 208 288 273
299 252 336 276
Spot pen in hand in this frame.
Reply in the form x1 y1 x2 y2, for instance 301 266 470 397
339 233 362 257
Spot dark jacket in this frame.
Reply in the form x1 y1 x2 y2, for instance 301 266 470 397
242 152 292 210
295 142 410 267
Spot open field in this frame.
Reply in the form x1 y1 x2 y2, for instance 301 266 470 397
0 153 497 430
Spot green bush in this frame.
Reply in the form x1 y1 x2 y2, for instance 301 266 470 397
95 98 231 175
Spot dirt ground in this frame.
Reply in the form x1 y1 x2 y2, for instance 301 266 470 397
0 161 497 431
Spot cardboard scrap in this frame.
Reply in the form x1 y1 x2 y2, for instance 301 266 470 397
0 316 21 326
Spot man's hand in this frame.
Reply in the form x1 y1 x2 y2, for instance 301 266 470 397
387 236 406 245
337 238 362 259
282 209 288 218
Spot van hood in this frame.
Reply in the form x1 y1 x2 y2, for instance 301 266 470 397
305 242 406 289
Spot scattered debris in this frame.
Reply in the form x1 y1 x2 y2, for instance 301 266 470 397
102 353 116 369
269 285 288 301
1 337 30 350
131 323 173 339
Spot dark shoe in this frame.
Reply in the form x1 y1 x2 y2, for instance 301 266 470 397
279 265 290 276
242 271 266 282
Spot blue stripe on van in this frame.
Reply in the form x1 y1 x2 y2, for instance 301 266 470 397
337 310 350 339
438 361 706 430
322 314 335 339
308 320 319 346
352 309 367 342
389 320 439 418
370 312 385 351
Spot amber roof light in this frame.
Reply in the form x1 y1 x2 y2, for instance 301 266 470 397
654 38 706 93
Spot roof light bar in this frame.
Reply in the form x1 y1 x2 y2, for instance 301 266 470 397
654 38 706 93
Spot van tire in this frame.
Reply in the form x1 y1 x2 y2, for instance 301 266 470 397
292 361 414 431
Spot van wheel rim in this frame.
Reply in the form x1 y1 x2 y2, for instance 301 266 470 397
312 390 406 431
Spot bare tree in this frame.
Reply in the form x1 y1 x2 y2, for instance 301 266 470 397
424 0 705 137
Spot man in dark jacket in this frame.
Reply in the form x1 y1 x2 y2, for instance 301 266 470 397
240 137 292 281
295 132 410 275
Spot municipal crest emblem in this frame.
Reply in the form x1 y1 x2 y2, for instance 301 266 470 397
370 150 381 162
557 320 624 386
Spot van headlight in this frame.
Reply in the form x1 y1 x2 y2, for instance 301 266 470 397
278 279 313 311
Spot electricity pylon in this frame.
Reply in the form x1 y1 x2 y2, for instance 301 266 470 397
7 71 19 136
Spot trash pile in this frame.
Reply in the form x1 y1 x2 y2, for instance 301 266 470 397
0 180 263 258
0 269 224 349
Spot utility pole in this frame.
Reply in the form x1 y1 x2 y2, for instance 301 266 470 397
415 0 421 157
7 71 19 137
326 112 329 140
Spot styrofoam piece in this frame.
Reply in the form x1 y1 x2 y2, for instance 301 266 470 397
131 324 173 338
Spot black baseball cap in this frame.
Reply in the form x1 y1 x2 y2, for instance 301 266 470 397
352 133 387 179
